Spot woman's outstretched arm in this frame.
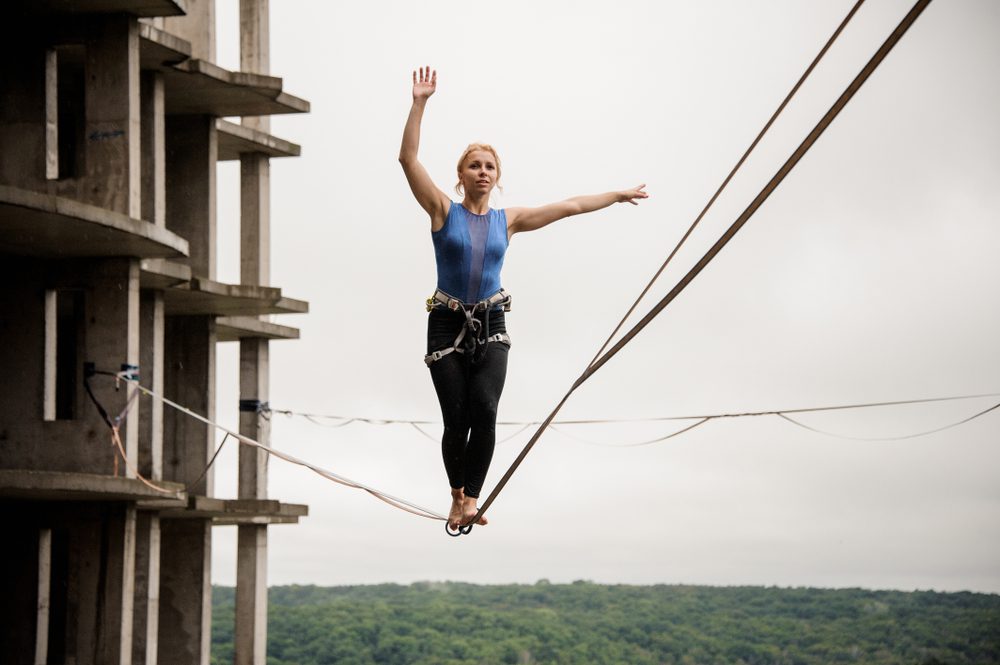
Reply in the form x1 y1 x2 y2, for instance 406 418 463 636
398 66 450 230
506 185 648 239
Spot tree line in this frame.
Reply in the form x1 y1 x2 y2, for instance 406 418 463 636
211 581 1000 664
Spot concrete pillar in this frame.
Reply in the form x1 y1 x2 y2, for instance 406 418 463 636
68 504 137 665
165 116 217 279
84 15 141 218
240 154 270 287
235 525 268 665
140 71 166 226
36 528 52 665
81 259 142 478
158 520 212 665
0 42 46 189
240 0 269 132
0 513 42 664
162 0 216 62
163 316 216 496
133 513 161 665
235 6 272 663
238 339 270 499
139 291 165 481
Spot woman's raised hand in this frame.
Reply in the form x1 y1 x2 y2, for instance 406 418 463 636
618 184 649 205
412 66 437 102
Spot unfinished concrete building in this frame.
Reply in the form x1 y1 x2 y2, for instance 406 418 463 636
1 1 308 663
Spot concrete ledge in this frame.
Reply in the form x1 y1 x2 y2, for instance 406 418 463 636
217 316 300 342
140 257 192 288
164 276 309 316
22 0 186 17
139 21 191 70
216 119 301 160
0 469 186 502
0 185 190 259
164 59 310 116
161 495 308 525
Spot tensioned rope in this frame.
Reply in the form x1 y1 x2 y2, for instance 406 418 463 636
274 392 1000 446
87 373 448 521
88 371 995 523
468 0 934 531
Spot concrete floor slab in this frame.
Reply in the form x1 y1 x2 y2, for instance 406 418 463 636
0 469 186 502
216 119 300 160
160 495 308 524
0 185 189 258
22 0 186 18
216 316 300 342
139 21 190 70
164 59 309 116
164 276 308 316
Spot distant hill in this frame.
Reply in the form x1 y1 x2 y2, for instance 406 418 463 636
211 582 1000 664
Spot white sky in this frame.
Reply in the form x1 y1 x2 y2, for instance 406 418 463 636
205 0 1000 593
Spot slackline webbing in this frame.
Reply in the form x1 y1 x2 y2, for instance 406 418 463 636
470 0 934 528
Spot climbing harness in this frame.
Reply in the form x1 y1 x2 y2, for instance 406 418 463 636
424 288 512 366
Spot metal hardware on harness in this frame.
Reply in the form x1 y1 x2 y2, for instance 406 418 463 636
445 521 474 537
426 288 511 314
424 289 512 367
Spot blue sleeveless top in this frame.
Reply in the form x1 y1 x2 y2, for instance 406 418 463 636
432 201 509 303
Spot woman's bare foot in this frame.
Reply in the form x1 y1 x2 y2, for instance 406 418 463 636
462 496 488 526
448 488 465 530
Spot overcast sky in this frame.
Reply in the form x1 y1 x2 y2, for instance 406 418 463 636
203 0 999 593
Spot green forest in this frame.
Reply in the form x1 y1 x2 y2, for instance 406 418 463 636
211 582 1000 665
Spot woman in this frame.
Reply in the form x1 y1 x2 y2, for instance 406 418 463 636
399 66 648 532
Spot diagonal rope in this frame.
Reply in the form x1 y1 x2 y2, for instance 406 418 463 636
471 0 933 528
125 381 447 521
584 0 867 371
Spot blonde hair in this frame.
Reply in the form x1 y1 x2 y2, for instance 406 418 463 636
455 143 503 195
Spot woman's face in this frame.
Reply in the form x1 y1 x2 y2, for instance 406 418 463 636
459 150 499 196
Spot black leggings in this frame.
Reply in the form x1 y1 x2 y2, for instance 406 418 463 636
427 308 509 498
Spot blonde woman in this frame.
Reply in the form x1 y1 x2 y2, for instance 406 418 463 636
399 66 647 533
